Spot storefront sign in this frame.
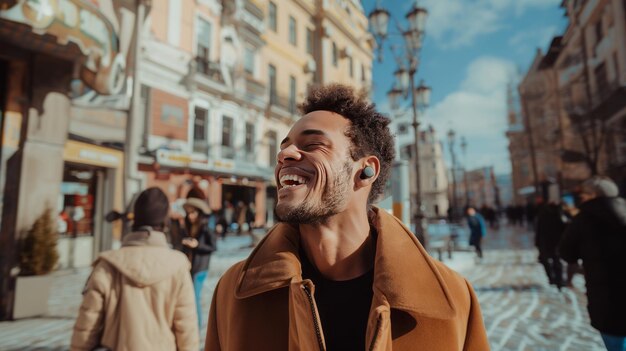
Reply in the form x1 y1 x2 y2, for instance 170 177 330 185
213 159 234 170
156 150 238 171
156 150 210 168
78 149 120 166
0 0 125 95
63 140 122 169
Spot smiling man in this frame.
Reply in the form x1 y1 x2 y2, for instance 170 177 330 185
205 84 489 351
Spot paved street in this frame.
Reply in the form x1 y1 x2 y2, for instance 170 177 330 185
0 225 607 350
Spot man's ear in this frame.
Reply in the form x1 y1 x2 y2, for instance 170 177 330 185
355 156 380 187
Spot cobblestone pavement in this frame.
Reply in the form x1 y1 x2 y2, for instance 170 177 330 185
464 250 604 351
0 225 608 350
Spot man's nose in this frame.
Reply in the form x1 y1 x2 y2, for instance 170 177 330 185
277 144 302 163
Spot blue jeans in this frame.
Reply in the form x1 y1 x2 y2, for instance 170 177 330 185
602 333 626 351
192 271 208 329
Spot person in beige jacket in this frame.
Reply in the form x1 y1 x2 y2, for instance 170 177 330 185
70 187 199 351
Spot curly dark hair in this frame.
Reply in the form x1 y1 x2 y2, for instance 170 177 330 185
298 84 396 204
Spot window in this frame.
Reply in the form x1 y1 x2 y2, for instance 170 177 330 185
397 124 408 135
619 119 626 163
289 16 297 46
332 42 338 67
306 28 314 55
245 122 255 156
289 76 296 114
244 47 255 75
268 130 278 166
222 116 234 159
269 64 277 104
361 64 366 82
193 107 208 143
595 19 603 44
613 51 619 82
521 163 529 177
269 2 277 32
196 18 212 74
140 85 151 127
400 145 412 160
348 56 354 78
595 62 609 98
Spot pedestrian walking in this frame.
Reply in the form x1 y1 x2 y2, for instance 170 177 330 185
70 187 199 351
466 206 487 259
559 176 626 351
235 200 248 234
182 191 217 329
535 201 568 289
205 84 489 350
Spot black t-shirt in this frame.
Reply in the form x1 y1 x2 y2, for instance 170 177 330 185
300 247 374 351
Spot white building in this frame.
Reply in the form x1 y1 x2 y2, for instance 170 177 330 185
391 114 450 218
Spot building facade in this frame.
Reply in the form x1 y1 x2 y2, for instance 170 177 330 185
0 0 136 319
127 0 375 228
392 121 449 219
510 0 626 202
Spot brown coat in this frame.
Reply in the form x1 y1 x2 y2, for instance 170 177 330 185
70 231 199 351
206 208 489 350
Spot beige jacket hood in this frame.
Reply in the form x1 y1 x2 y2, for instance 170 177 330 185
71 231 199 351
98 232 188 286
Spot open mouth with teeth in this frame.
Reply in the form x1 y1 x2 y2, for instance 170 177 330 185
279 174 310 188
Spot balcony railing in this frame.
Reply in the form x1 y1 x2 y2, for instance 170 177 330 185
270 93 297 115
195 56 224 83
193 140 209 154
245 76 267 98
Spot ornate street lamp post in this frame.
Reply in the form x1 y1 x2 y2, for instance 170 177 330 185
447 129 458 221
369 1 431 245
460 136 470 207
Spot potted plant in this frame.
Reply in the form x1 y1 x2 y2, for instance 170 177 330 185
13 207 59 319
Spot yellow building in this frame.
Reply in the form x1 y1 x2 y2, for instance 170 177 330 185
128 0 375 228
256 0 375 223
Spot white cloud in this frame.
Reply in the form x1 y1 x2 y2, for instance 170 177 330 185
508 25 559 52
420 0 561 49
423 56 517 173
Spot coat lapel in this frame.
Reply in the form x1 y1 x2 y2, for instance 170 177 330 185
372 209 457 320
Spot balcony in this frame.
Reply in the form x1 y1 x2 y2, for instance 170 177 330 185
193 140 209 154
194 56 224 83
221 145 235 160
245 76 267 98
269 93 297 119
240 0 265 34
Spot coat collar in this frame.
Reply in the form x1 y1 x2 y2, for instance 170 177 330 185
235 208 456 320
122 230 169 248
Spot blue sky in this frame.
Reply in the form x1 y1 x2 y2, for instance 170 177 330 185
361 0 568 175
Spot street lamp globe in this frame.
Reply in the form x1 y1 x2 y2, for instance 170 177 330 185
368 7 391 40
415 80 431 108
406 4 428 33
403 30 423 56
394 67 410 93
447 129 456 144
387 86 404 111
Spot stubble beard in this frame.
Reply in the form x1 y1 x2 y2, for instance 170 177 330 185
275 161 352 225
